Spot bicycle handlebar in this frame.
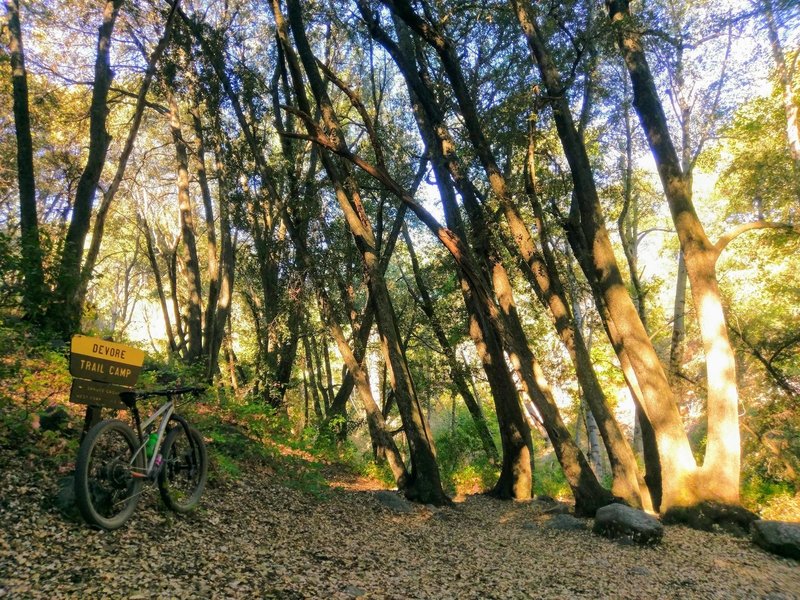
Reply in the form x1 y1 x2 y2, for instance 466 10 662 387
124 386 206 400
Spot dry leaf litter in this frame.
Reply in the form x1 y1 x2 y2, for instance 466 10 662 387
1 446 798 599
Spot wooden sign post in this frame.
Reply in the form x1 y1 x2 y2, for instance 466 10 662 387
69 335 146 435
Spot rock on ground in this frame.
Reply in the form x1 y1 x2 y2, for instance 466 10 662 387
545 513 587 531
593 503 664 545
751 520 800 560
373 491 415 514
663 501 758 537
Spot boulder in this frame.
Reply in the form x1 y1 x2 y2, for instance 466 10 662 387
374 491 414 514
39 406 70 432
55 475 81 522
751 520 800 560
545 513 587 532
663 501 758 537
593 504 663 545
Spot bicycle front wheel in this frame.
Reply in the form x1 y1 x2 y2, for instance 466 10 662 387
75 419 145 530
158 423 207 513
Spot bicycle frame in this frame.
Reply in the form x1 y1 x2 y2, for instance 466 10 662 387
130 398 175 477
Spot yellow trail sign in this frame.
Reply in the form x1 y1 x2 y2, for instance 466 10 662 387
70 335 145 366
70 335 145 390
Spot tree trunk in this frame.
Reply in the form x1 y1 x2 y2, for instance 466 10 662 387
52 0 124 337
5 0 44 321
371 9 535 500
78 2 179 315
273 294 303 408
139 212 178 354
166 235 186 352
276 0 448 504
515 0 698 510
525 122 646 507
206 128 236 380
282 198 409 488
585 402 604 479
377 11 533 500
191 107 219 358
168 90 204 363
402 225 499 464
608 0 740 505
761 0 800 169
379 4 616 511
669 251 688 384
302 330 324 422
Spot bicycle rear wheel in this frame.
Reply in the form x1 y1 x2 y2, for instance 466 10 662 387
75 419 145 530
158 423 207 513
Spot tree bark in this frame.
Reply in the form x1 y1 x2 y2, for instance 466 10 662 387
516 0 698 510
669 251 688 384
191 107 219 358
761 0 800 168
379 10 533 500
402 225 499 464
52 0 124 337
139 212 178 354
607 0 741 505
206 124 236 380
378 4 618 511
166 234 186 352
5 0 44 320
276 0 447 504
302 327 325 422
281 188 409 487
524 120 646 507
168 89 204 363
78 2 179 315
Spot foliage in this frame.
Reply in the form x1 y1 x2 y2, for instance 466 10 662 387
534 456 572 500
434 408 499 495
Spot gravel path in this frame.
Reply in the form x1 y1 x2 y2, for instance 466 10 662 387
1 447 798 599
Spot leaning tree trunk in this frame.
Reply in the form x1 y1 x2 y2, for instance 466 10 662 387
402 225 499 464
276 0 448 505
139 212 178 354
285 213 409 488
51 0 124 337
205 120 237 380
380 12 533 500
515 0 699 511
524 121 647 507
77 2 179 318
761 0 800 170
168 89 204 364
378 5 617 511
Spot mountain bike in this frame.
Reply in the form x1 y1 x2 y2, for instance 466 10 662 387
74 386 208 530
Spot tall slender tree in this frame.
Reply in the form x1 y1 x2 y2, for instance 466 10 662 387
5 0 44 320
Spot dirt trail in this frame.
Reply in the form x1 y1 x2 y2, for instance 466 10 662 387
1 448 798 599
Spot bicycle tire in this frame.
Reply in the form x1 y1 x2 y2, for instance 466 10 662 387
158 423 207 513
74 419 145 530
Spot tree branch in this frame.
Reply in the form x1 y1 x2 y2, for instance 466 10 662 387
714 221 800 254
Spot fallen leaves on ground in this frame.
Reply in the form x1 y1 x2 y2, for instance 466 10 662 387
0 447 798 600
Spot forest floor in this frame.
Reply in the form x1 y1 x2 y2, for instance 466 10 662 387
1 445 798 599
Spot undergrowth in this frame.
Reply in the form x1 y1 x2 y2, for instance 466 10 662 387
2 315 798 520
